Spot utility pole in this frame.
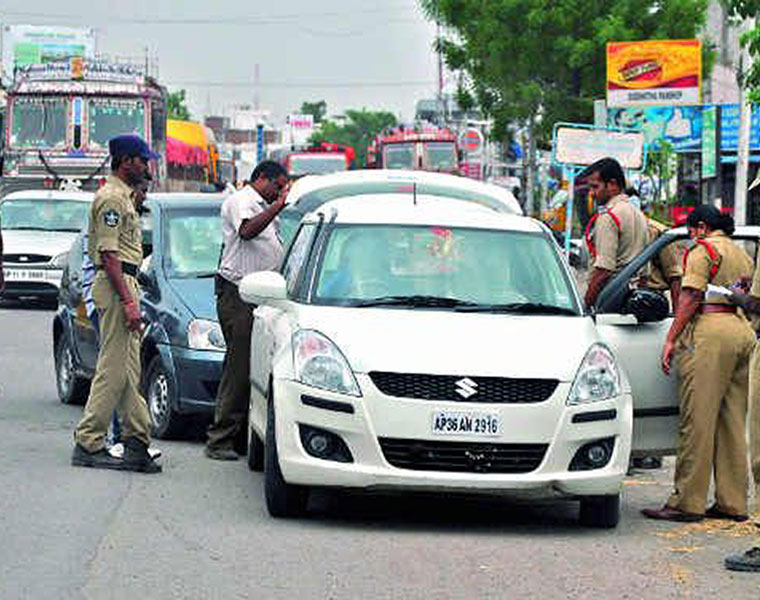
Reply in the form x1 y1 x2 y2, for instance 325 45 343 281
734 18 754 225
436 21 444 125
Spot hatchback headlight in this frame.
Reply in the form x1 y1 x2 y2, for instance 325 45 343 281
567 344 620 405
50 252 68 268
292 329 361 397
188 319 226 351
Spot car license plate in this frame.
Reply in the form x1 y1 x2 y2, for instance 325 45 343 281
432 411 500 437
4 268 46 281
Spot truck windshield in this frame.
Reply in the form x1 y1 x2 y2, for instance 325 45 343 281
288 154 346 176
426 142 457 171
11 98 68 149
89 99 145 150
384 143 415 169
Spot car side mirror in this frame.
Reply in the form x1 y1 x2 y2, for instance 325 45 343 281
621 289 670 323
239 271 288 306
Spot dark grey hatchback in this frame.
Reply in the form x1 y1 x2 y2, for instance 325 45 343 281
52 194 226 438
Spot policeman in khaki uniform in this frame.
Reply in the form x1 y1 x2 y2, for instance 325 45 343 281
71 134 161 474
642 216 683 307
643 205 754 523
583 157 649 309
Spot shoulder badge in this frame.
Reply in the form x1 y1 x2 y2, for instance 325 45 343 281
103 209 120 228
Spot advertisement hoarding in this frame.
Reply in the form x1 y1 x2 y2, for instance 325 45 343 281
607 39 701 107
2 24 96 83
554 126 646 170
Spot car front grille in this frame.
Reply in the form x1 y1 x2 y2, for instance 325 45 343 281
368 372 559 404
4 254 52 264
379 438 548 474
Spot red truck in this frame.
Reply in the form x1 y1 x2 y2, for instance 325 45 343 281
283 142 356 177
366 125 459 174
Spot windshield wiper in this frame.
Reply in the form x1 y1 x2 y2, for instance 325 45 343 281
354 295 479 308
455 302 578 316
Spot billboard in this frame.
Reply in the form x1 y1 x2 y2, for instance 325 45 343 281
607 39 701 107
554 126 645 170
2 24 96 83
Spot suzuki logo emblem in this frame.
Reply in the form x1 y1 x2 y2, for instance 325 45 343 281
455 377 478 399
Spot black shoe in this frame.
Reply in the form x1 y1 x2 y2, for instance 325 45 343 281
71 444 125 470
725 547 760 572
706 505 749 522
205 446 239 461
122 438 162 474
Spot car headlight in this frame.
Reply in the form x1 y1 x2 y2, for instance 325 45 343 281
292 329 361 397
50 252 68 268
188 319 226 352
567 344 620 405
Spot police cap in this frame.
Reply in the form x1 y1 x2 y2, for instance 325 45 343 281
109 134 160 161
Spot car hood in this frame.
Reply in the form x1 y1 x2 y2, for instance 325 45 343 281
295 306 598 382
2 230 79 259
166 278 217 321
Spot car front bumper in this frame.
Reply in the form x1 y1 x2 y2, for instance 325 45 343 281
272 375 632 499
168 345 224 414
1 267 62 299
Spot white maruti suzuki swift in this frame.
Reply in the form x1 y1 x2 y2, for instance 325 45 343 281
241 194 667 527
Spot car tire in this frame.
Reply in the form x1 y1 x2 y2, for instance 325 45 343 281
247 424 264 472
579 494 620 529
55 336 89 405
264 396 308 518
145 356 184 439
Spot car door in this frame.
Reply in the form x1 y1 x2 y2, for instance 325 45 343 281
250 220 320 435
69 229 100 372
594 226 760 456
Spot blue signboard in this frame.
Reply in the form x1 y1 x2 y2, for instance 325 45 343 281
256 124 265 163
607 104 760 153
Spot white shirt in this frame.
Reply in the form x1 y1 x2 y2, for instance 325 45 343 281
218 186 283 284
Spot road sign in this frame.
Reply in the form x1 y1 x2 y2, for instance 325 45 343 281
460 128 484 155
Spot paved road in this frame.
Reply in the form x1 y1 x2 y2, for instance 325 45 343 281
2 305 760 599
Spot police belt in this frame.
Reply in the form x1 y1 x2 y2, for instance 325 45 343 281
699 304 737 314
97 262 139 277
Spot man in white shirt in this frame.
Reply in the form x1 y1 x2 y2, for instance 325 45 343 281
206 160 289 460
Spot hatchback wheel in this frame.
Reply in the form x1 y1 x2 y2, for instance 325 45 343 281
55 336 89 405
145 356 184 439
579 494 620 529
264 396 308 517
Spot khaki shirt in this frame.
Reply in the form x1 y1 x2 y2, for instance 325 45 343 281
88 175 142 267
646 218 683 290
218 185 283 285
682 231 753 304
592 194 649 272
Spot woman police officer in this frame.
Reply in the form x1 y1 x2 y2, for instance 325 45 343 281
643 205 755 522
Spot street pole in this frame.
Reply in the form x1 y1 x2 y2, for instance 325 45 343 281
734 19 754 225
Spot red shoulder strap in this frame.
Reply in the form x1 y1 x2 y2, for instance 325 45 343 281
584 211 622 258
682 239 720 282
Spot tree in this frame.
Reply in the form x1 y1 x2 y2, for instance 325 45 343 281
311 109 397 167
300 100 328 124
167 89 191 121
420 0 713 212
723 2 760 101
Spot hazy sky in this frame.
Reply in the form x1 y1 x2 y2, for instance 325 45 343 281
1 1 443 123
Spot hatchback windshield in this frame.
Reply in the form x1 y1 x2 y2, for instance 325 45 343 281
164 209 221 278
314 225 579 313
89 99 145 150
288 155 346 176
11 98 68 149
384 143 415 169
0 199 90 232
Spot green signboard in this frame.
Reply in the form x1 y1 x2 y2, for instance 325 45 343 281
702 106 717 179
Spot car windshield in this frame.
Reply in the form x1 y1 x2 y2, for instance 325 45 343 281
313 225 579 313
0 199 89 232
163 208 222 278
384 143 415 169
89 99 146 150
11 98 68 149
288 155 346 176
425 142 457 170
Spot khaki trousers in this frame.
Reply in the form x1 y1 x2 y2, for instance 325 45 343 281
667 313 754 515
206 279 254 451
748 345 760 492
75 274 151 451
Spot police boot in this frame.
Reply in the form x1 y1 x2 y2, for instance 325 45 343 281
71 443 126 470
122 437 162 474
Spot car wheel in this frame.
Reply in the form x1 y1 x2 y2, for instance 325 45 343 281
55 336 89 405
579 494 620 529
145 356 184 439
264 395 308 518
247 423 264 472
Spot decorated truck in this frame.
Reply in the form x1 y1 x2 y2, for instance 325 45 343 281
366 125 459 174
279 142 356 178
1 57 167 195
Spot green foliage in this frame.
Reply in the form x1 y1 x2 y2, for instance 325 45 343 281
300 100 328 123
311 109 397 167
167 89 191 121
723 1 760 102
644 140 678 220
421 0 712 141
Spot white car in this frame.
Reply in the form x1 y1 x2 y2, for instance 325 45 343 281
240 192 694 527
1 190 93 304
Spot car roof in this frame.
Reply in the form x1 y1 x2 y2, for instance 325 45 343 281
1 189 94 202
147 193 226 209
287 169 522 214
307 194 543 233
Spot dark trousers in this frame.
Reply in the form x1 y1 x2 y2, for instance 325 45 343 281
206 277 254 451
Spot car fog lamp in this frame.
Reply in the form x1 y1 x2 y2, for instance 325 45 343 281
586 444 609 467
307 433 331 456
